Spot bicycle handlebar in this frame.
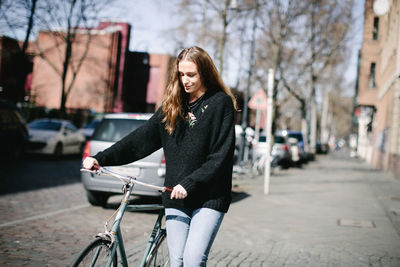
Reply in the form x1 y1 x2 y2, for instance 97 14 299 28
81 166 173 193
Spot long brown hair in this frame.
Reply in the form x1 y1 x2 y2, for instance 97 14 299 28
161 46 237 134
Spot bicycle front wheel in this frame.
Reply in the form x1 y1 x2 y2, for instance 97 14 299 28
71 237 117 267
145 230 169 267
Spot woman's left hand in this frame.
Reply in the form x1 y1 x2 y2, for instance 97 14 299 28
170 184 188 199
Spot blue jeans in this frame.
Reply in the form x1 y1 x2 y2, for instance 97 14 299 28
165 208 225 267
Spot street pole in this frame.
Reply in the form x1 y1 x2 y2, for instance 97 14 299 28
264 68 274 195
238 5 257 164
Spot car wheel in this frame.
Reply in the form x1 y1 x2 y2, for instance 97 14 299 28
281 160 290 169
54 143 63 158
86 190 109 207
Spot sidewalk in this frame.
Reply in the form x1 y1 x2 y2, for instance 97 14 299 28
209 150 400 266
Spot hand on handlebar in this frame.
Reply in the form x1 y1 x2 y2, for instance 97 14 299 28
170 184 188 200
82 156 99 170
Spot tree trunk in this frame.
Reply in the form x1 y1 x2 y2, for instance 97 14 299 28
22 0 37 54
60 0 77 117
218 0 230 76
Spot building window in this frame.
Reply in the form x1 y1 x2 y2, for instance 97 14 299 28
373 17 379 40
368 62 376 88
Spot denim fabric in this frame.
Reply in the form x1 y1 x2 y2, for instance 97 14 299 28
165 208 225 267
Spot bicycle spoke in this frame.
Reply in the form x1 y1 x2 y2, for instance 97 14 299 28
71 238 117 267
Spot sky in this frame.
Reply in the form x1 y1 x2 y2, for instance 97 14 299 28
102 0 178 54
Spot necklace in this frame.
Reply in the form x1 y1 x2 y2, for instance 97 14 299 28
187 93 205 111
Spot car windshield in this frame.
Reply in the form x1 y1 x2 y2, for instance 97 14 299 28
29 120 62 131
274 136 285 143
259 136 267 143
288 133 303 142
92 119 146 142
84 119 100 129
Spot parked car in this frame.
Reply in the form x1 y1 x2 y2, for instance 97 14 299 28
277 130 308 162
27 119 85 157
81 113 165 207
0 100 29 160
271 134 292 168
252 134 292 169
316 141 329 154
79 118 102 140
288 137 302 166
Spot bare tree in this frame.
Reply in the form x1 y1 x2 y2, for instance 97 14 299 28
254 0 310 136
0 0 38 54
168 0 253 78
0 0 117 114
168 1 355 155
22 0 37 54
31 0 111 116
0 0 41 103
255 0 354 155
305 0 354 154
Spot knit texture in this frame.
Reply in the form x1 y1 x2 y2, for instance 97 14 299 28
94 90 235 213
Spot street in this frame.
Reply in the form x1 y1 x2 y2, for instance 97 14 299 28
0 150 400 266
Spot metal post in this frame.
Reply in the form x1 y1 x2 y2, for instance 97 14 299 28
264 68 274 195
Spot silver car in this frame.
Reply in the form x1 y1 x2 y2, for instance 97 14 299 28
271 134 292 168
252 134 292 168
81 113 165 207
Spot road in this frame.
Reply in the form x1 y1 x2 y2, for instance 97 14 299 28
0 150 400 266
0 154 164 266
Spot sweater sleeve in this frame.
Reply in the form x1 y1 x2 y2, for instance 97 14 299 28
93 110 163 167
179 97 235 194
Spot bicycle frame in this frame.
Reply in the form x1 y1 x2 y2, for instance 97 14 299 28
80 167 170 267
103 186 165 267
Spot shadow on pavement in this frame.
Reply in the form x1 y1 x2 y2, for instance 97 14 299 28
0 153 82 195
231 191 251 203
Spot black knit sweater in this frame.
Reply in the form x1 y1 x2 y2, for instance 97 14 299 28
93 90 235 213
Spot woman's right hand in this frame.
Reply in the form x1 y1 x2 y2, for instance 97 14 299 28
82 157 99 170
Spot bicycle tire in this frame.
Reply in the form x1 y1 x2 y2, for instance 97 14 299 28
144 230 169 267
71 237 117 267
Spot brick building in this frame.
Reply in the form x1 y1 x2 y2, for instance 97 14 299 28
30 21 172 114
356 0 400 178
123 52 173 113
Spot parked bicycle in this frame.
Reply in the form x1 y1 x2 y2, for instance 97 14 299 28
71 166 172 267
252 153 279 175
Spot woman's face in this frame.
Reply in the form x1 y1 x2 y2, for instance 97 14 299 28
178 60 206 101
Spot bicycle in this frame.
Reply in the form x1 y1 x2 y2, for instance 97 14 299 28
71 166 172 267
252 153 279 175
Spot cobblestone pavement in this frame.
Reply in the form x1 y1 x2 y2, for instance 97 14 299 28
1 150 400 266
207 151 400 266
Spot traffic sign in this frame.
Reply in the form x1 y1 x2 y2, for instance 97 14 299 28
248 89 267 110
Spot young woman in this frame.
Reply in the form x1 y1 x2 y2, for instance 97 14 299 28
83 46 237 266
